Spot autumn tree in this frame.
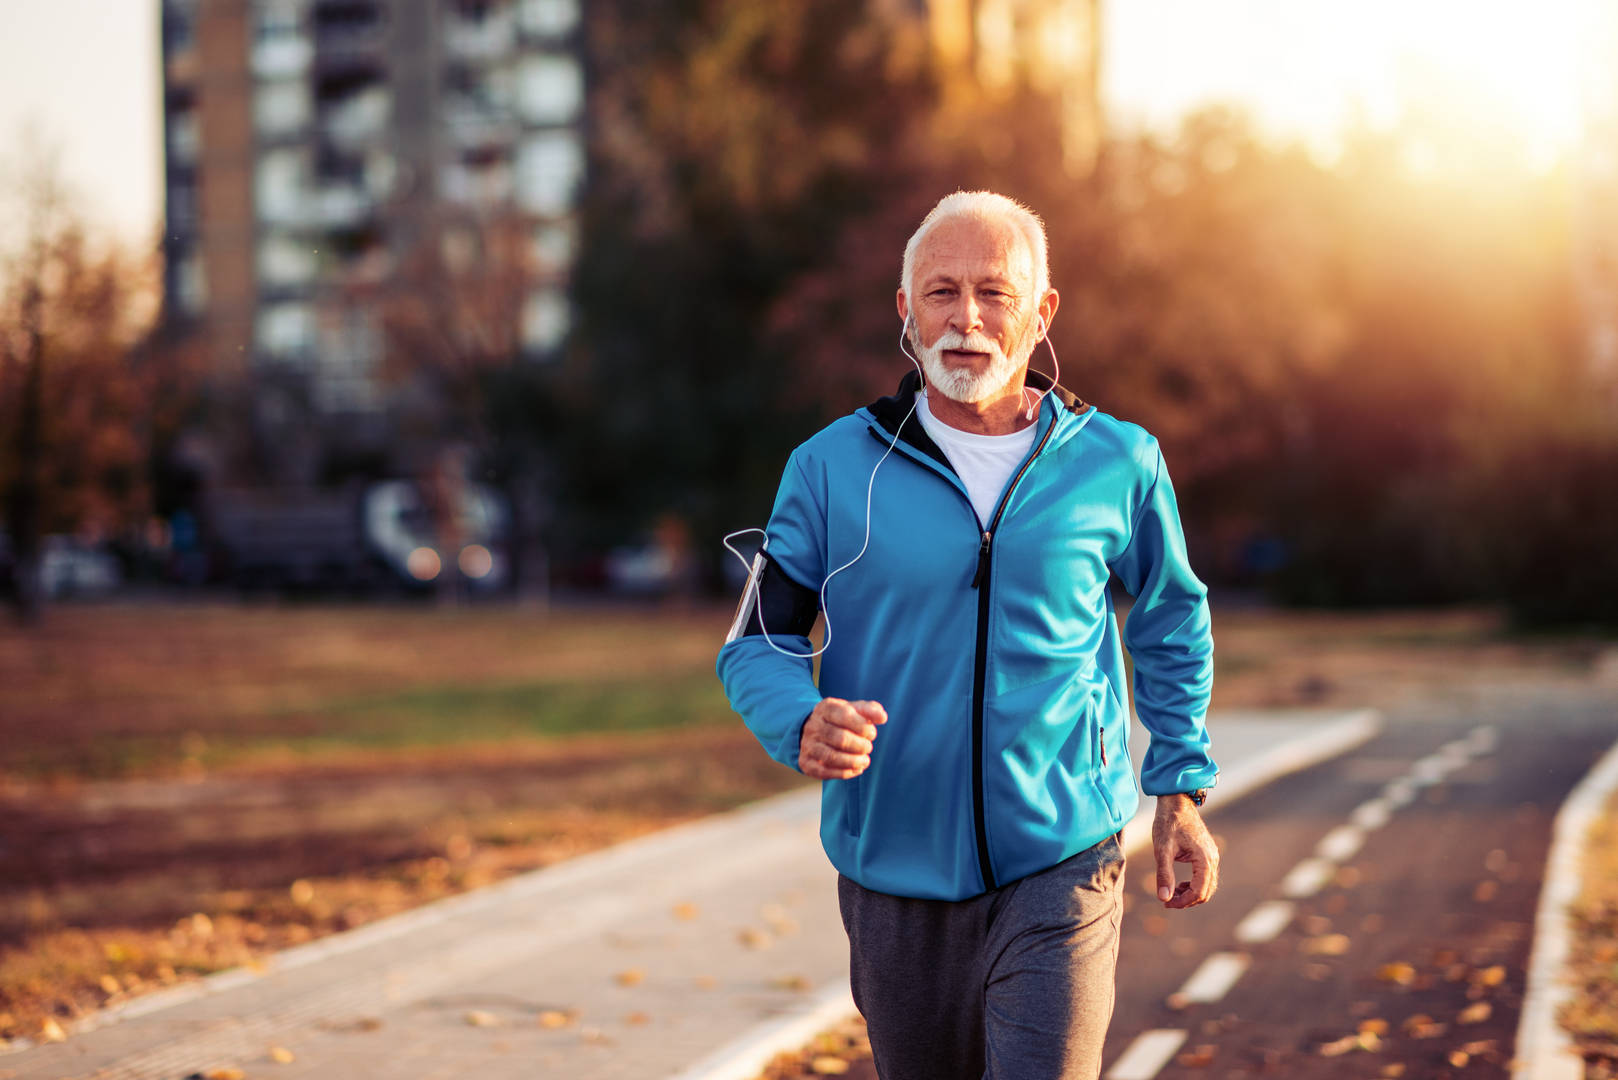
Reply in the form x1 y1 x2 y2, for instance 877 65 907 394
562 0 937 582
0 148 165 622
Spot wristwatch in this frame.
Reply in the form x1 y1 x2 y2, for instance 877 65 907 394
1185 789 1207 807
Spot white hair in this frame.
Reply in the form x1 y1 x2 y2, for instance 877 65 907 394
900 190 1050 303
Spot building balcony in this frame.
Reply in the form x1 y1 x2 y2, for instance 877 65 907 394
314 184 375 229
253 36 314 79
322 87 391 148
446 11 516 61
444 100 519 150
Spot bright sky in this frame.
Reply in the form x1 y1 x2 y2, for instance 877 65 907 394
1102 0 1607 170
0 0 162 246
0 0 1607 246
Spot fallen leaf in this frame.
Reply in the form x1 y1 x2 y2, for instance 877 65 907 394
1472 965 1507 988
1458 1002 1492 1024
465 1010 500 1028
1461 1039 1497 1056
1448 1049 1470 1067
1176 1044 1216 1067
737 927 773 950
1165 992 1190 1011
614 968 645 987
809 1057 850 1075
40 1018 66 1043
1403 1015 1448 1040
770 974 813 991
1473 881 1498 903
1302 933 1351 956
1377 962 1416 986
1318 1035 1360 1057
268 1046 295 1064
1380 1065 1406 1078
98 975 121 995
289 880 314 906
204 1069 246 1080
537 1010 575 1029
671 902 700 921
623 1012 650 1026
1358 1018 1389 1036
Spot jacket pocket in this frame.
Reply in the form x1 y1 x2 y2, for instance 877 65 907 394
1093 722 1120 821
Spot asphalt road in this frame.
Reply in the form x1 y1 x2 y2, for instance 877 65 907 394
1102 684 1618 1080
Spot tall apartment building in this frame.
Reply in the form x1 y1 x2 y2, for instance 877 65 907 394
159 0 585 421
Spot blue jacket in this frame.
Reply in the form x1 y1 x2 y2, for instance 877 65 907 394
716 371 1215 901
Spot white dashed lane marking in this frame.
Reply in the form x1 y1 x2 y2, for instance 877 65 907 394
1232 899 1295 945
1350 797 1393 830
1106 1029 1190 1080
1175 951 1251 1004
1279 857 1336 899
1315 824 1366 862
1102 725 1501 1079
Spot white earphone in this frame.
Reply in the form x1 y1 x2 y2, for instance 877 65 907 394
723 313 1060 656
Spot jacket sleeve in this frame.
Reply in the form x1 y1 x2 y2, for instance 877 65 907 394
1108 440 1217 796
715 450 828 771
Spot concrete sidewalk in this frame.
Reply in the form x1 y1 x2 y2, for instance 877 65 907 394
1 709 1378 1080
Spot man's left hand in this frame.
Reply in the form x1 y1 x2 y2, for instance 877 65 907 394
1152 793 1219 909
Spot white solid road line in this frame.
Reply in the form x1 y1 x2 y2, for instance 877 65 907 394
1315 823 1366 862
1233 899 1296 944
1176 951 1251 1004
1279 857 1337 898
665 981 857 1080
1514 733 1618 1080
1106 1029 1190 1080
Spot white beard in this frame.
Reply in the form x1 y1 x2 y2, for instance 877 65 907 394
911 326 1034 404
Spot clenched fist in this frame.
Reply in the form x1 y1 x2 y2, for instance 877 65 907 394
799 698 887 780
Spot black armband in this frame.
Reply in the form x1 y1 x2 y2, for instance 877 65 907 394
725 553 820 643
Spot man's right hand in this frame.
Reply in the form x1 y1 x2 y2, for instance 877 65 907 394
799 698 887 779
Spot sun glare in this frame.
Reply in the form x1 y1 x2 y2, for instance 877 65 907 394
1106 0 1614 171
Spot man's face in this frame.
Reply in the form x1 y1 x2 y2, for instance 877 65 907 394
902 215 1045 405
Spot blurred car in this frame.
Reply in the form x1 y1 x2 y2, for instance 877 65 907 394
40 535 122 598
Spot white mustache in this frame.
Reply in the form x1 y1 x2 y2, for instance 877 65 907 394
930 330 1001 355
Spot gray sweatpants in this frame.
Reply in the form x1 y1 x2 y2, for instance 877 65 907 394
837 834 1126 1080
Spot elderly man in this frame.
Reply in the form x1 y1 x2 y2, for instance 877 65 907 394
717 191 1218 1079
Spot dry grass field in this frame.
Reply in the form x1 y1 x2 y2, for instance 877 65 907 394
0 600 1610 1047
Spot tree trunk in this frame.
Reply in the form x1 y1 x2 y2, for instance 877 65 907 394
7 279 45 624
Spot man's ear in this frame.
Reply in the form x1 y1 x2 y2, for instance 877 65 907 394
1037 288 1060 340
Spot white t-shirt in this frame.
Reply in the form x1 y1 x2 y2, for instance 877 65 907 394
914 393 1039 527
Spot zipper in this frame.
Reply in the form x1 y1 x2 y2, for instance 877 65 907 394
1099 724 1108 767
966 418 1058 893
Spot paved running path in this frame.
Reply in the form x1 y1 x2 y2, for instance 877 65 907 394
1 709 1376 1080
